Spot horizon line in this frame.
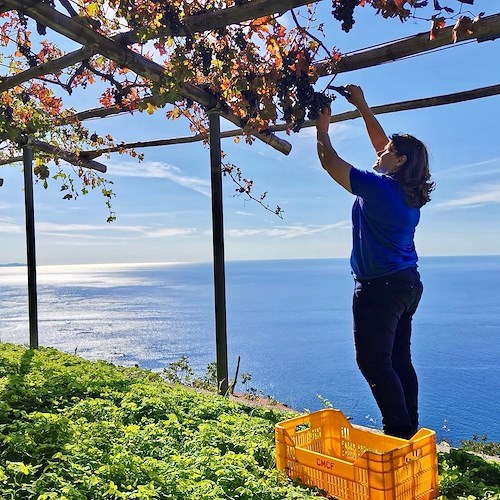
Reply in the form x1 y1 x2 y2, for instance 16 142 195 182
2 254 500 268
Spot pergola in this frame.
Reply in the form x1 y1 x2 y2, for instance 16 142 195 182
1 1 499 394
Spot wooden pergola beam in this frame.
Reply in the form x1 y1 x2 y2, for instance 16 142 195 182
0 43 101 93
317 12 500 76
56 84 500 157
0 137 107 172
4 82 491 165
4 0 291 154
295 82 500 130
184 0 316 32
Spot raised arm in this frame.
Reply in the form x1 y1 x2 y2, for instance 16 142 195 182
316 104 353 193
345 84 389 154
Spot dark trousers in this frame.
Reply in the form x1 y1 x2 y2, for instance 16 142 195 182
352 267 423 439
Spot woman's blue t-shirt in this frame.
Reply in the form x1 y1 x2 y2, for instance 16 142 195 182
349 167 420 280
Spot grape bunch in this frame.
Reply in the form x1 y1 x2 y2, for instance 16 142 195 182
17 43 38 68
307 92 333 121
275 51 335 131
198 44 213 77
17 12 28 29
331 0 361 33
234 29 247 50
160 4 183 36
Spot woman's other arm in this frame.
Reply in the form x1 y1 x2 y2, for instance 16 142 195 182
346 84 389 154
316 105 353 193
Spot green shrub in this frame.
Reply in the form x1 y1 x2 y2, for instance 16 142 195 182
0 343 316 499
438 449 500 500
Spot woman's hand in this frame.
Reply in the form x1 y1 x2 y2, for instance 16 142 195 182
345 84 368 110
316 104 331 134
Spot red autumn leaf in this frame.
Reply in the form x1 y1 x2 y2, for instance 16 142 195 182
430 17 446 41
294 51 309 77
275 24 286 38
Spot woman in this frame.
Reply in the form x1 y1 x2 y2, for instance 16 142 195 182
315 84 435 439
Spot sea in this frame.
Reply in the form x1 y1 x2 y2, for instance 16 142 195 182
0 256 499 444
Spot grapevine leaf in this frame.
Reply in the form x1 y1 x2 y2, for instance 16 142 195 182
430 17 446 41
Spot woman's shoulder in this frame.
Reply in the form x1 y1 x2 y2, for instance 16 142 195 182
351 168 399 193
352 168 413 209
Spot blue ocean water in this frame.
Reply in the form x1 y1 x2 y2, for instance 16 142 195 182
0 256 499 443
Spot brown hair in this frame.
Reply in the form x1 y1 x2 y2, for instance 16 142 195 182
389 134 435 208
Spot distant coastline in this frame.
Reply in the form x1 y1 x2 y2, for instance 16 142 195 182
0 263 25 267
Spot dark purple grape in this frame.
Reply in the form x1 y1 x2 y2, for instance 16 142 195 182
332 0 361 33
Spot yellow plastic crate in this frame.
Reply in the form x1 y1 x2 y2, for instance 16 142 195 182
275 409 438 500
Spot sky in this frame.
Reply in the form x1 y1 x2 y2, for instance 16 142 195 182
1 1 499 266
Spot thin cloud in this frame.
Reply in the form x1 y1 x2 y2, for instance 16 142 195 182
120 211 176 219
226 221 350 239
435 158 500 178
146 228 197 238
107 161 211 197
38 232 97 240
0 221 23 234
37 222 145 233
434 184 500 210
35 221 198 239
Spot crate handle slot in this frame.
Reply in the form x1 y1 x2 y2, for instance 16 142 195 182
295 423 311 433
405 449 422 462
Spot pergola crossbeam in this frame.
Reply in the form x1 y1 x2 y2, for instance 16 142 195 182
0 137 108 172
1 84 491 164
317 12 500 76
184 0 315 32
274 83 500 132
81 84 500 154
0 45 99 93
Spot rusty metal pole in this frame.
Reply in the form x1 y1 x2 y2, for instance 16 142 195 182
23 145 39 349
208 108 229 395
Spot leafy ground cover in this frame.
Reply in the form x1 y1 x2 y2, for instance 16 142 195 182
0 343 499 499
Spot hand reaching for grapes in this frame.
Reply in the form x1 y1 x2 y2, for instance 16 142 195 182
315 104 332 134
345 84 368 110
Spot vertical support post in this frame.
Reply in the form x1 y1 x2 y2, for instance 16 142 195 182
208 108 229 395
23 146 39 349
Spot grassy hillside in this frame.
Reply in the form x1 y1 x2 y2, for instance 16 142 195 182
0 343 499 499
